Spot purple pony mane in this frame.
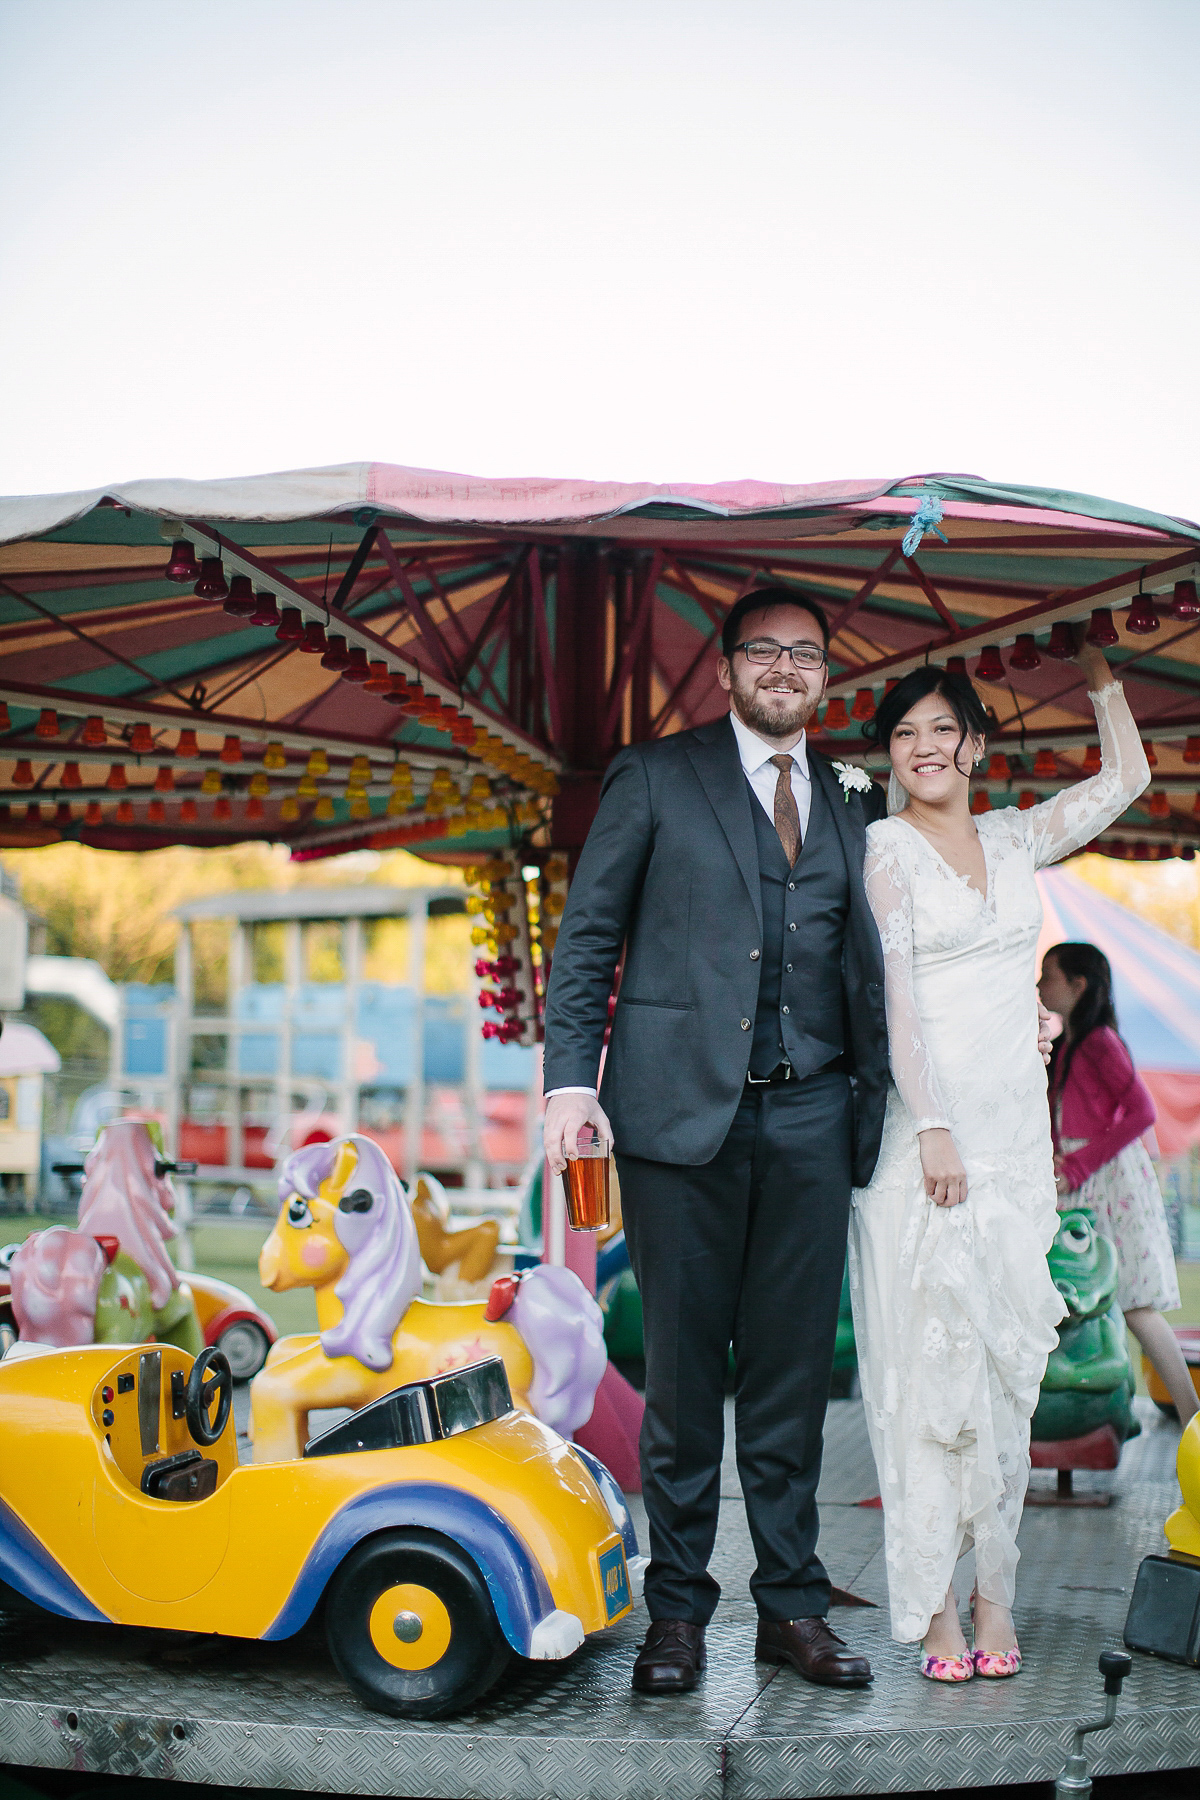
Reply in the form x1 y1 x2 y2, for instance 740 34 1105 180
279 1136 421 1372
508 1265 607 1436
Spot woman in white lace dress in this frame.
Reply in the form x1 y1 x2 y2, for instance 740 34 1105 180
848 640 1149 1682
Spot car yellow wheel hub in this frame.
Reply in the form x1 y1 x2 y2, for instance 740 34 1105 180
368 1583 452 1671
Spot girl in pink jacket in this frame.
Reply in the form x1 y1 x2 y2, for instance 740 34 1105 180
1039 941 1197 1426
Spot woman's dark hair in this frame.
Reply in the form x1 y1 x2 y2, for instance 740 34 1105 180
721 586 830 659
1044 941 1121 1089
861 665 990 776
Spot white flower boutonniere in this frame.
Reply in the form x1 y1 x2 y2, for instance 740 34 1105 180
831 761 873 805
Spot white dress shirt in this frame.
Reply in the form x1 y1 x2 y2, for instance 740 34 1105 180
545 709 810 1101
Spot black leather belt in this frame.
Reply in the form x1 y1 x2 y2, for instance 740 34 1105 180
745 1052 850 1090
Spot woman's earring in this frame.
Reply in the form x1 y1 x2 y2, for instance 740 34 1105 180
973 751 983 767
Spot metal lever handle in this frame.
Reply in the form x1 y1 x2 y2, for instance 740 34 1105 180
1055 1650 1133 1799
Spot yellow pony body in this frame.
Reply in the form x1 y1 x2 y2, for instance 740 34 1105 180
252 1141 534 1462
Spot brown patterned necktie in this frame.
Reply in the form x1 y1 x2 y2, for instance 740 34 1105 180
769 753 802 866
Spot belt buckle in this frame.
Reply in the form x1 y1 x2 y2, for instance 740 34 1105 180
747 1062 792 1087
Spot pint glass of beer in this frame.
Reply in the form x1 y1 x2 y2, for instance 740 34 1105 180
563 1130 610 1232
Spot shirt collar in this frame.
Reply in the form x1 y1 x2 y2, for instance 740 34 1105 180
729 708 810 781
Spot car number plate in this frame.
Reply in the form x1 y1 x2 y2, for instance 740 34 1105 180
598 1543 631 1621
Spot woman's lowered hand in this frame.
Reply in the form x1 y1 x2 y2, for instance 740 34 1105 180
918 1128 968 1207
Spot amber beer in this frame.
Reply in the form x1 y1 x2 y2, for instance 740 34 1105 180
563 1136 610 1232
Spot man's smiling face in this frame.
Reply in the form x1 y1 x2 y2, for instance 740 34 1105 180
717 602 828 739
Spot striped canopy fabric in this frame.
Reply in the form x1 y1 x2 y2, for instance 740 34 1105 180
0 464 1198 861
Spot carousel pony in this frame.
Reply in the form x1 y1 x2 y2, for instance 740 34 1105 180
251 1135 606 1462
9 1119 203 1353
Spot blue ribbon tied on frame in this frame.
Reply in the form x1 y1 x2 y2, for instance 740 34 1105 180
901 494 950 558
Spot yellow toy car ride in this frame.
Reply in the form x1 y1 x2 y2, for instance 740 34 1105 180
0 1346 640 1718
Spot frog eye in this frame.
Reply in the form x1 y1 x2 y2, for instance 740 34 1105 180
287 1197 313 1228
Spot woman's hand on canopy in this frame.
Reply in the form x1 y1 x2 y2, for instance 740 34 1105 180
918 1128 968 1207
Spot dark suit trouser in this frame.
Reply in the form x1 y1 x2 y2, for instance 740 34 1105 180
616 1070 853 1626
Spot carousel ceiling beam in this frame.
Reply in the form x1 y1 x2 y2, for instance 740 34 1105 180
650 618 724 736
528 549 562 748
602 549 664 744
0 578 199 709
822 548 1200 693
179 520 560 768
902 553 958 633
415 556 475 663
824 546 903 642
460 553 524 673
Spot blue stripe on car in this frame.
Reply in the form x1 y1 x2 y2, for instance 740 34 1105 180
0 1496 109 1623
262 1481 555 1655
570 1444 639 1562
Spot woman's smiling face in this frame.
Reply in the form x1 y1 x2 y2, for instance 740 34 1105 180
888 691 982 806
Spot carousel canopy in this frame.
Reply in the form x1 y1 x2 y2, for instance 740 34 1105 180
0 464 1198 860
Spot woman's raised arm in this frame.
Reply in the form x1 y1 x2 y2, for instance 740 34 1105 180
1024 647 1150 870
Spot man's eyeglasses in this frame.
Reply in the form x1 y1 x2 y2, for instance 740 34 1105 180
733 639 827 669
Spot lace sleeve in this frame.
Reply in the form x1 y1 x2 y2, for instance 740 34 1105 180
1024 683 1150 869
864 835 952 1134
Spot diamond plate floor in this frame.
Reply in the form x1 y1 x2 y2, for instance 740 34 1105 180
0 1398 1195 1798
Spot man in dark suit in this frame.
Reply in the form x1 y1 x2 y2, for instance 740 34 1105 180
542 588 889 1696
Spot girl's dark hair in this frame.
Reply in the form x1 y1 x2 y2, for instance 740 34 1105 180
1044 941 1121 1089
861 665 990 776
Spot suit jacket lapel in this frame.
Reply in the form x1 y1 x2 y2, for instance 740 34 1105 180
684 716 763 934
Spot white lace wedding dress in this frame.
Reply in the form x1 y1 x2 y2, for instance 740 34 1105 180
848 682 1150 1642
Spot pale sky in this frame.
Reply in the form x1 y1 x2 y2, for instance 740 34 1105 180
1 0 1197 521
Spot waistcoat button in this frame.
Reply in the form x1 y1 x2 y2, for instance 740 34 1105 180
786 963 793 972
782 1005 790 1015
788 921 797 931
788 882 796 891
740 1018 751 1030
749 949 760 961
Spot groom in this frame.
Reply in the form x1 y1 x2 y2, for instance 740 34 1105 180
543 588 890 1695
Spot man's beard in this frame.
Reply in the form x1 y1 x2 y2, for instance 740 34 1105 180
731 674 820 739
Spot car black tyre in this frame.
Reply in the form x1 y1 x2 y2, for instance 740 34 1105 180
216 1320 271 1381
324 1529 510 1719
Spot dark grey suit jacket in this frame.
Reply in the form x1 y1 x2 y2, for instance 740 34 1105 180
542 715 891 1186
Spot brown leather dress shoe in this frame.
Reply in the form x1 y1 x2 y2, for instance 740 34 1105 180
755 1616 872 1688
632 1619 706 1694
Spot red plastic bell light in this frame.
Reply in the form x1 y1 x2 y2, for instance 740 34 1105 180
1046 621 1076 659
850 688 876 722
176 728 199 758
299 620 328 655
275 607 305 643
1147 791 1171 819
84 800 103 826
246 793 265 821
945 656 968 677
1143 740 1158 767
115 799 134 825
81 715 107 747
1171 579 1200 621
1017 790 1038 810
24 802 41 823
1086 609 1120 648
1125 594 1160 635
248 591 281 628
194 558 229 602
1184 738 1200 764
61 762 82 789
364 660 393 693
54 800 73 824
106 764 127 790
11 760 33 787
129 722 154 754
34 708 60 738
1082 744 1102 774
1133 839 1152 860
974 645 1005 681
1033 748 1058 778
1008 635 1041 672
343 646 371 683
320 633 352 671
154 765 174 792
213 795 232 821
223 574 258 618
383 672 410 706
180 797 198 823
219 735 243 764
986 753 1010 780
970 790 991 814
147 798 166 824
823 696 850 731
165 539 201 582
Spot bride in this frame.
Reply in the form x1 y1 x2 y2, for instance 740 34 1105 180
849 637 1149 1682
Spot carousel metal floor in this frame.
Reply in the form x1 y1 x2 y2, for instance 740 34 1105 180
0 1396 1195 1800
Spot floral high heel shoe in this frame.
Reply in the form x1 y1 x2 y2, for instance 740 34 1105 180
919 1647 974 1682
969 1591 1022 1678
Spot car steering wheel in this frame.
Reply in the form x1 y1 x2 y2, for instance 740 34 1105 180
185 1347 233 1446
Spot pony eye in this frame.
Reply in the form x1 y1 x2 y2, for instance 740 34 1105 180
287 1197 313 1228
